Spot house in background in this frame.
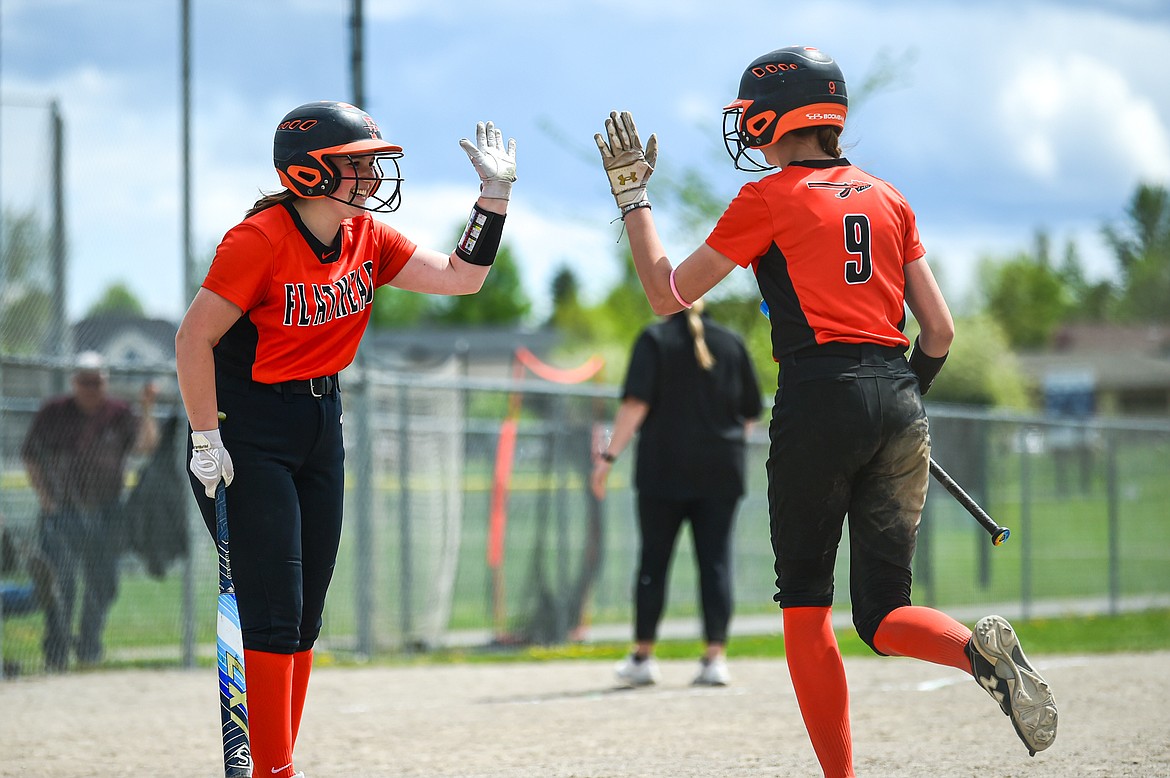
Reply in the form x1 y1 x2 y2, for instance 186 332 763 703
0 314 179 403
15 316 1168 416
73 315 178 368
72 314 180 400
65 317 565 386
1019 324 1170 417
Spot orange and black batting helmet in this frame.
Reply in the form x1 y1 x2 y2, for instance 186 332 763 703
273 101 404 210
723 46 848 171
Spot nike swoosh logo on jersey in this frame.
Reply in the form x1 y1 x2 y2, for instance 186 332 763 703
321 251 336 260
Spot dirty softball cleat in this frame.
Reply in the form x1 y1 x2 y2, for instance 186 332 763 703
967 615 1058 756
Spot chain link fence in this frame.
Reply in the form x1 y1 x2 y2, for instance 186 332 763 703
1 99 68 363
2 351 1169 677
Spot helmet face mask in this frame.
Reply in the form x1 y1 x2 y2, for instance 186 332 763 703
723 46 848 172
722 102 774 172
321 151 403 212
274 101 405 213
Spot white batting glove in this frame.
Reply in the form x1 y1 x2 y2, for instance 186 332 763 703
190 428 234 498
459 121 517 201
594 110 658 216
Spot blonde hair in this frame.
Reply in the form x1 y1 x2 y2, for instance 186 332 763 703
685 298 716 371
244 189 297 219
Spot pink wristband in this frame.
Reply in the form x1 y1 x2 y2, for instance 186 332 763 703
669 267 693 309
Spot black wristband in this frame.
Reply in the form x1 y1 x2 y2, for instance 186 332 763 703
620 200 652 219
908 336 948 396
455 204 505 266
600 451 617 464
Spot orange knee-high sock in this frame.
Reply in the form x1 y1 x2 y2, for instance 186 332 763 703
290 649 314 747
783 607 854 778
243 649 296 778
872 605 973 674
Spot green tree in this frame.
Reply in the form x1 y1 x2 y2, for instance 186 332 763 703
909 313 1029 408
86 282 146 317
546 248 657 385
371 285 438 328
591 245 656 348
547 264 597 343
1058 241 1116 322
0 209 53 355
433 243 531 326
370 234 531 329
978 232 1075 348
1104 183 1170 321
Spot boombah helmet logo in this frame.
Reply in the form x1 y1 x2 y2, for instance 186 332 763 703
805 111 845 123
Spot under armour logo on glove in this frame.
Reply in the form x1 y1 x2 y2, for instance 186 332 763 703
594 110 658 213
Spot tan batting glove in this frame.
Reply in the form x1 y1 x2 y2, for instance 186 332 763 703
594 110 658 216
459 121 517 201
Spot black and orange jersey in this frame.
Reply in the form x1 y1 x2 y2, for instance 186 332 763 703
203 202 416 383
706 158 924 359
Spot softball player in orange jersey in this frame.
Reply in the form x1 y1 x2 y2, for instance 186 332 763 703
176 101 516 778
593 46 1056 777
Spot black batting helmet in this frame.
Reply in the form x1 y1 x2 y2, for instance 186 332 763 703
723 46 848 171
274 101 404 212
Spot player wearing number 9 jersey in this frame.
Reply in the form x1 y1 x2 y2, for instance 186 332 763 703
594 46 1055 777
707 159 924 358
176 101 516 778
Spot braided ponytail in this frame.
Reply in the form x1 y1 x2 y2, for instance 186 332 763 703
685 298 716 371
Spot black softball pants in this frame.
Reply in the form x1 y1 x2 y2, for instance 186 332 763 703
766 344 930 652
188 373 345 654
633 492 741 645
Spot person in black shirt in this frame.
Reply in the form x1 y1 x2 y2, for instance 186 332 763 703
592 300 762 686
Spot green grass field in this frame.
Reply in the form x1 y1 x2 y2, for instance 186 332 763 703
404 608 1170 667
3 421 1167 674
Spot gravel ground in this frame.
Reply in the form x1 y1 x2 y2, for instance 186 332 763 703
1 651 1167 777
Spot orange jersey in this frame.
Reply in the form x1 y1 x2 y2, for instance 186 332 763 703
202 203 416 383
706 158 924 359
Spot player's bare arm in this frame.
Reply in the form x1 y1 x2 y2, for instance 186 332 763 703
630 221 736 315
904 257 955 357
391 245 492 295
394 121 517 296
594 110 735 314
175 287 243 432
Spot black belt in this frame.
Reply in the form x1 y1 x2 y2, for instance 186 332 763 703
785 342 906 361
267 374 338 397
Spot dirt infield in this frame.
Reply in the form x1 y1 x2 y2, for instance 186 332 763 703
1 651 1167 777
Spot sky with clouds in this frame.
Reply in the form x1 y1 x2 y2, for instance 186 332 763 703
2 0 1168 324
